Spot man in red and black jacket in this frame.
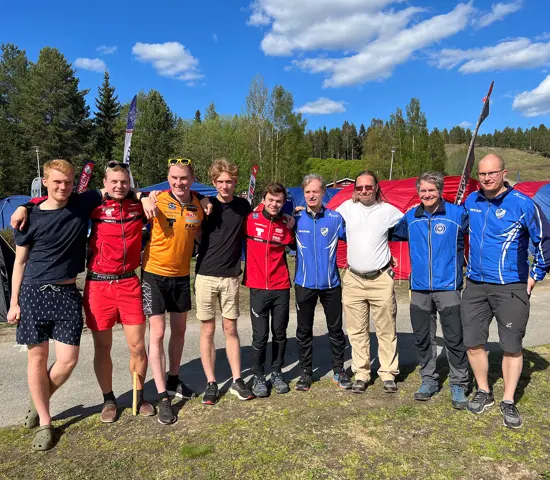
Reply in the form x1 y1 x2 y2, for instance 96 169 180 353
243 182 294 397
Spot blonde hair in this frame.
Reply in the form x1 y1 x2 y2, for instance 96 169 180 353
43 159 74 179
209 159 238 183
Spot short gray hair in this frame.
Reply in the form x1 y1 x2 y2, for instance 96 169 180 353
302 173 326 192
417 171 444 193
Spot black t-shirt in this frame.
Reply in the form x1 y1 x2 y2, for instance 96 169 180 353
15 191 102 284
196 196 252 277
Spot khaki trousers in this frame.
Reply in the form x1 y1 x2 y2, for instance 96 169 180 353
342 269 399 382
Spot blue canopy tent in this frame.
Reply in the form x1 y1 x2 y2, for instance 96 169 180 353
533 183 550 221
139 181 217 196
0 195 31 230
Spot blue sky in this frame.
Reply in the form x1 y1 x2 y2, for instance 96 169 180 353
2 0 550 133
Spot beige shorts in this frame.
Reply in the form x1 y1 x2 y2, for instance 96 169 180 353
195 274 240 321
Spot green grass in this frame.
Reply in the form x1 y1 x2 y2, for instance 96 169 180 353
445 144 550 181
2 346 550 479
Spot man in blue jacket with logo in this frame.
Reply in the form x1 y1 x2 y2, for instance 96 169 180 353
463 154 550 429
392 171 469 409
293 174 351 391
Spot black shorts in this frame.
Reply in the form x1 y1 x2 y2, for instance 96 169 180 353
461 279 530 353
17 283 83 346
142 271 191 316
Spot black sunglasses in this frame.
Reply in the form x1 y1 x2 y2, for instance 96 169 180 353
106 161 130 170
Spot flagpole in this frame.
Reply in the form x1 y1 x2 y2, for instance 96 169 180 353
33 146 41 198
454 81 494 205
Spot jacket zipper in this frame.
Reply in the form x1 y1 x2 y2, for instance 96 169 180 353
266 220 272 289
428 215 433 290
313 215 318 289
479 202 490 281
120 203 127 273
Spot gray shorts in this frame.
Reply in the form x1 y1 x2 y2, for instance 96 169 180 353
460 279 530 353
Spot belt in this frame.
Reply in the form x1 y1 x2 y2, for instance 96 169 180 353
348 262 391 280
86 270 136 281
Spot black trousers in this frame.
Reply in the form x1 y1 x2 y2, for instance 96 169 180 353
295 285 345 374
250 289 290 375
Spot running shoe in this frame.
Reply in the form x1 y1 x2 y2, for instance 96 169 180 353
229 378 254 400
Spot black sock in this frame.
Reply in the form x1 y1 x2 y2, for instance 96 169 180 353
167 375 179 388
159 391 169 401
137 389 144 405
103 391 116 404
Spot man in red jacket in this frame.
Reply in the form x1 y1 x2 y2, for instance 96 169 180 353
243 182 294 397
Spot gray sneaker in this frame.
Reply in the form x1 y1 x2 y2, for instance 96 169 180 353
271 372 290 394
467 390 495 414
500 401 522 429
252 375 269 398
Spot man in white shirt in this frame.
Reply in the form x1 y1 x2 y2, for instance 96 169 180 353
337 171 403 394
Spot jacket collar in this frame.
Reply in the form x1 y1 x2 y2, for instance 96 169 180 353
414 199 446 218
262 207 283 221
305 205 325 219
169 190 193 205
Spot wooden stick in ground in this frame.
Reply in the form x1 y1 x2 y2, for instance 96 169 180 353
132 371 138 416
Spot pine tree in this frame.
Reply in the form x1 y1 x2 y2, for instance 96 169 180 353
194 109 202 123
93 71 121 163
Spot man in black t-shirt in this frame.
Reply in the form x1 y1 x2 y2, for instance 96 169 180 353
7 160 103 451
195 159 254 405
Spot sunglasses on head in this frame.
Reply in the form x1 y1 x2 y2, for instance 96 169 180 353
355 185 375 192
106 161 129 170
168 158 192 167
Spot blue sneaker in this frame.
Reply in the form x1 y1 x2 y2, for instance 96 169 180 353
333 371 352 390
450 385 468 410
414 382 439 401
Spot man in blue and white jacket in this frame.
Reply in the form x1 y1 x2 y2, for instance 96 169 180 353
392 171 469 409
462 154 550 429
293 174 351 392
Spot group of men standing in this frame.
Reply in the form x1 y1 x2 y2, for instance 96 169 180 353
7 152 550 451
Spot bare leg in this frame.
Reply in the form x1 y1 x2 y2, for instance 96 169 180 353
168 312 187 376
200 319 216 383
222 317 242 381
123 323 148 390
148 314 167 394
502 351 523 403
92 330 113 394
467 345 490 391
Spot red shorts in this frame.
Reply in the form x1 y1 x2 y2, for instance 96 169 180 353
84 276 145 331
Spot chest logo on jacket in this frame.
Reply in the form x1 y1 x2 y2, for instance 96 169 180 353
495 208 506 219
434 223 446 234
320 227 328 236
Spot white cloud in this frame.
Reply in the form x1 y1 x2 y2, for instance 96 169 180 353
459 121 472 128
513 75 550 117
132 42 204 85
74 57 107 73
435 37 550 73
96 45 117 55
474 1 522 29
213 33 218 43
296 98 346 115
248 1 475 87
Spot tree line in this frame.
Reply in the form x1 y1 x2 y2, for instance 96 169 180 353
2 42 547 200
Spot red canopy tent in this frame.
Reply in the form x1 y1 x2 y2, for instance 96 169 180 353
326 175 480 280
513 181 549 198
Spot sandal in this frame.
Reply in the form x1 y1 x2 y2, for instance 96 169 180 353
24 399 39 429
31 425 55 451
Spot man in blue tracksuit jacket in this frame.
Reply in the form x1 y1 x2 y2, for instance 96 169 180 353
462 154 550 429
293 174 351 392
392 171 469 409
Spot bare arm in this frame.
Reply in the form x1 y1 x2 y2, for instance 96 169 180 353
7 245 30 324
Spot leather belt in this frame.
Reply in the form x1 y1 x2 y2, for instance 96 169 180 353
348 262 391 280
86 270 136 281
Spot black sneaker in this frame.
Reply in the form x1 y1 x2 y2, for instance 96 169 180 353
295 372 313 391
333 371 353 390
167 381 198 400
383 380 398 393
202 382 219 406
271 372 290 394
500 401 523 429
352 380 367 394
467 390 495 414
157 398 176 425
229 378 254 401
252 375 269 398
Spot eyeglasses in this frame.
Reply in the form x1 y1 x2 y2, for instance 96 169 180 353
106 161 129 170
168 158 192 167
477 170 503 179
355 185 375 192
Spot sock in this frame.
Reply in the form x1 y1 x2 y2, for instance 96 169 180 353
167 374 179 388
159 391 169 401
478 389 489 394
103 391 116 404
137 389 144 405
502 399 514 405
